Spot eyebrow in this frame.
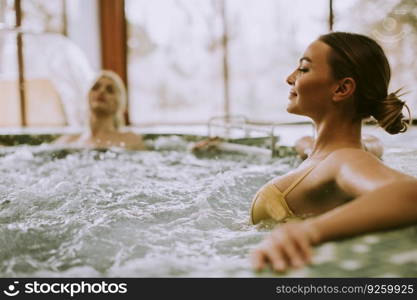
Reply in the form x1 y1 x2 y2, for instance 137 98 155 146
299 57 312 63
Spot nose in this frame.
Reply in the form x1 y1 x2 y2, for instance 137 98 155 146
286 70 296 86
91 88 106 100
96 86 107 97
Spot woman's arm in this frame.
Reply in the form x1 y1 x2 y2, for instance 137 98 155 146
52 135 79 145
311 179 417 242
251 179 417 272
190 137 223 153
251 150 417 272
124 132 147 150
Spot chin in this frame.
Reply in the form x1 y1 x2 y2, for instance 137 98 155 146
286 105 305 117
286 103 297 114
91 106 109 114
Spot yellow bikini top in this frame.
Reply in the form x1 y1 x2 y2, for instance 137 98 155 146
250 165 316 224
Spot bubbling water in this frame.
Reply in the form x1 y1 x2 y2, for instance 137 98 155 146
0 138 297 277
2 135 415 277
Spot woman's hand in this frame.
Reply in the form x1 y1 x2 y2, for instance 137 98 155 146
250 220 321 272
190 137 222 153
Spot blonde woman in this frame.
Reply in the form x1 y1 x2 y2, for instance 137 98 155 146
55 70 145 150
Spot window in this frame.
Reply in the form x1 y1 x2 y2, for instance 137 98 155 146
126 0 328 126
0 0 93 128
333 0 417 118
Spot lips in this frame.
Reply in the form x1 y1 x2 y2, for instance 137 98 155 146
289 89 297 98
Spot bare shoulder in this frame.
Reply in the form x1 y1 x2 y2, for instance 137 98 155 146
324 148 378 166
121 131 146 150
324 148 396 175
323 148 412 196
53 134 81 145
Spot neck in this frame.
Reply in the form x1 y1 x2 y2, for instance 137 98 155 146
309 113 362 160
89 113 117 135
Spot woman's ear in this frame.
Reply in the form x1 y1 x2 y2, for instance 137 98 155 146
332 77 356 102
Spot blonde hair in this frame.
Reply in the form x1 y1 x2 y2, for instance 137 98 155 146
89 70 127 129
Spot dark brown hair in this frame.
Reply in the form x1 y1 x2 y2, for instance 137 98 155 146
319 32 410 134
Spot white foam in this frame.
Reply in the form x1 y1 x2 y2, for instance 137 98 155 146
389 250 417 264
339 260 362 271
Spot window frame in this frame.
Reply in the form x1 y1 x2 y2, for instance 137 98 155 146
99 0 130 125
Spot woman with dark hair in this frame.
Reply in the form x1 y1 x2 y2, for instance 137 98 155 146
250 32 417 272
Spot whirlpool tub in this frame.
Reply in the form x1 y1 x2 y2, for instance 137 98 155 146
0 128 416 277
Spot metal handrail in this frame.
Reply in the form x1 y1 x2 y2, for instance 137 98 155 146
207 115 278 157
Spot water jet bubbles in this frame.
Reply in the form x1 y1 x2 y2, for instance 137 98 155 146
362 235 380 244
153 135 188 151
107 151 118 159
351 244 370 254
3 148 34 163
389 250 417 265
54 181 74 194
339 260 362 271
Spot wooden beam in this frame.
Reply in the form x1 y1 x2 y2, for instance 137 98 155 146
99 0 130 124
329 0 334 31
15 0 27 127
220 0 230 121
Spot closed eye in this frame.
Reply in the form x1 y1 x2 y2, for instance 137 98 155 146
106 85 115 93
92 83 101 90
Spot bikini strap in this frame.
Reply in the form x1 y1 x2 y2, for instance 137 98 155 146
282 165 316 197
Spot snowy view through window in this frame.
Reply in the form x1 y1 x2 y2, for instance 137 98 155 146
126 0 416 125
